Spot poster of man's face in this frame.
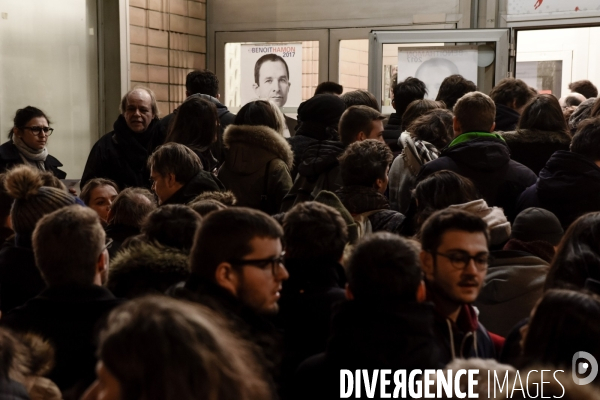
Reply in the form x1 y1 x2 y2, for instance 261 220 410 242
241 44 303 108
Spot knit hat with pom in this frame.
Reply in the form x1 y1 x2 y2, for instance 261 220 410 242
5 165 78 235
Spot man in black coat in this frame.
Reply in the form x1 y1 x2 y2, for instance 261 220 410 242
1 206 123 396
81 87 163 190
418 91 536 221
517 116 600 229
489 78 535 131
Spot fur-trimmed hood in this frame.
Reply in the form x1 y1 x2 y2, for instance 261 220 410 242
499 129 571 145
108 241 190 299
223 125 294 173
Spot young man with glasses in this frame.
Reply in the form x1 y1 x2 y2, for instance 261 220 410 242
419 208 497 363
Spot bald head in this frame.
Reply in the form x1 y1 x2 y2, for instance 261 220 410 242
120 87 159 133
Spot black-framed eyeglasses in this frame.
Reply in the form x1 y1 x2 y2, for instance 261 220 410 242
103 238 113 252
229 251 286 275
429 250 491 271
22 126 54 136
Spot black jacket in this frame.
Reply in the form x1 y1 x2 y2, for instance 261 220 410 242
288 122 338 180
293 301 444 400
81 115 162 190
1 285 123 393
105 223 141 259
418 134 537 221
0 141 66 178
495 103 521 132
161 170 225 206
517 151 600 229
382 112 403 157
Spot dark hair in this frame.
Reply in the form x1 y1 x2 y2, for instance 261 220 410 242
408 109 454 150
414 170 480 229
401 99 444 131
166 97 219 150
254 54 289 85
420 208 489 253
283 202 348 261
347 232 422 302
189 208 283 282
569 80 598 99
489 78 535 109
339 140 393 187
338 105 385 146
453 92 496 133
189 199 227 217
80 178 120 206
148 143 202 184
545 212 600 291
569 98 597 134
435 74 477 110
314 81 343 96
518 94 569 135
234 100 281 132
570 116 600 161
141 205 202 252
0 175 12 226
340 90 380 111
10 106 50 139
523 289 600 371
591 97 600 118
109 188 157 228
393 77 427 116
186 69 219 97
191 190 237 206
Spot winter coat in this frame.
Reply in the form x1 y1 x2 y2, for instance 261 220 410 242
475 246 549 337
418 132 537 221
0 380 30 400
81 115 162 190
499 129 571 176
1 285 124 393
280 140 345 212
158 94 236 166
494 103 521 132
382 113 403 157
292 301 444 400
336 186 405 236
288 122 339 180
517 151 600 229
161 170 225 206
108 241 189 299
389 132 439 213
0 141 66 179
218 125 293 214
448 199 511 247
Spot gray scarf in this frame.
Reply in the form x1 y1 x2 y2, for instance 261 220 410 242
13 134 48 171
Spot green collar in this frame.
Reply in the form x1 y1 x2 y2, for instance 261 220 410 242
449 132 505 148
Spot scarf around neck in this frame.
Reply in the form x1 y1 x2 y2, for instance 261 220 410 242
12 134 48 171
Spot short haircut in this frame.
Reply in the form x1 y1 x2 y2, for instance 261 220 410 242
283 202 348 261
185 69 219 97
401 99 444 131
340 90 380 111
33 206 104 286
189 208 283 282
254 54 289 84
570 117 600 161
234 100 282 133
109 188 157 228
453 91 496 133
569 80 598 99
435 74 477 110
189 199 227 217
393 77 427 116
338 105 385 146
166 97 219 150
191 190 237 206
80 178 120 206
314 81 343 96
339 139 393 187
141 205 202 252
347 232 422 302
518 94 569 135
120 87 160 119
408 109 454 150
420 208 490 253
148 143 202 184
489 78 535 109
10 106 50 140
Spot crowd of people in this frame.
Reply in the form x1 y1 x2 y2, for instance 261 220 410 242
0 68 600 399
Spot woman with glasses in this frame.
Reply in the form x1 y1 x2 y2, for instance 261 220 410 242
0 106 66 178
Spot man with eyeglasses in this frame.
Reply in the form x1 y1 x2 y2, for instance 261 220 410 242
419 208 497 363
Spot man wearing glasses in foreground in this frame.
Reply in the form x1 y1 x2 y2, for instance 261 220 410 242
420 208 497 362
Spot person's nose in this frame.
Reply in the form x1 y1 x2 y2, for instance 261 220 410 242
462 258 478 275
277 263 289 281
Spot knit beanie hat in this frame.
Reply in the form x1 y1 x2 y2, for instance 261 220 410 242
5 165 78 235
297 94 346 127
511 207 564 246
314 190 358 244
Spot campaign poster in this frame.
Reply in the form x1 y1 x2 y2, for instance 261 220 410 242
240 43 303 108
397 46 479 101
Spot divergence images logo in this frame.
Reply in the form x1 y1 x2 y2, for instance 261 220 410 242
572 351 598 385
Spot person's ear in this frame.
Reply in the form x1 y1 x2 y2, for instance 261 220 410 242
217 93 221 100
166 173 178 188
416 280 427 303
253 83 259 94
96 250 109 285
490 122 496 133
373 177 385 192
214 262 240 296
345 283 354 300
420 250 434 280
357 132 367 141
185 90 191 98
452 116 461 137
